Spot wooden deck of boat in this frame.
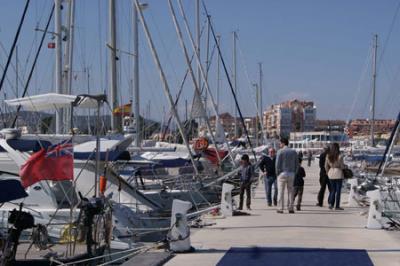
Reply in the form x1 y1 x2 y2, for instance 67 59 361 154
166 161 400 266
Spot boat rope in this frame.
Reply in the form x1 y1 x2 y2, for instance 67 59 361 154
0 0 30 96
162 21 207 140
51 246 145 265
10 4 55 128
200 0 256 160
236 36 267 144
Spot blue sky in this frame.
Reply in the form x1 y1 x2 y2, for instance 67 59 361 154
1 0 400 121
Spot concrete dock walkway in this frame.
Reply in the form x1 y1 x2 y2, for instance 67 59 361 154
166 161 400 266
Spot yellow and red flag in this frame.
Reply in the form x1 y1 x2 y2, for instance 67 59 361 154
113 103 132 116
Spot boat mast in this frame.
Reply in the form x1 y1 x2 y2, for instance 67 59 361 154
176 0 237 164
134 0 199 175
167 0 222 165
232 31 238 138
371 34 378 147
216 35 221 135
109 0 119 132
15 46 18 128
63 0 75 132
133 2 140 146
55 0 63 134
259 62 264 144
196 0 201 107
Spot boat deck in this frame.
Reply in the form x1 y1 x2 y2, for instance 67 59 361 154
166 161 400 266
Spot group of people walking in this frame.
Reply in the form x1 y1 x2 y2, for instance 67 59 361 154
237 137 346 213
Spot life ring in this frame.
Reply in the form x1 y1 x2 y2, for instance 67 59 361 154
193 137 209 151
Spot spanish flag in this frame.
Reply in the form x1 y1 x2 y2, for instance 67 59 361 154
113 103 131 116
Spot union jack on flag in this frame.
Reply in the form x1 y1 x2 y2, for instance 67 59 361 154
45 139 74 158
20 138 74 188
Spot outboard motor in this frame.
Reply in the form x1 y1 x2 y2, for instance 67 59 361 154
1 206 34 266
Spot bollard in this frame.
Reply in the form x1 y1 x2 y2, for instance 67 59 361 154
221 183 235 217
168 199 192 252
366 189 383 229
347 179 358 207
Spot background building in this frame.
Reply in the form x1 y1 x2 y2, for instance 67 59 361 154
315 120 346 132
348 119 395 137
264 99 316 138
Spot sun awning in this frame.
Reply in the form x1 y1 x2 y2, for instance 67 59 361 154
5 93 100 111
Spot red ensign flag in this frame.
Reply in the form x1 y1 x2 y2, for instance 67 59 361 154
20 139 74 188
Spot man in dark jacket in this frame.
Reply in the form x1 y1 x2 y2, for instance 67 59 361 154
293 158 306 211
259 148 277 206
317 147 331 207
238 154 253 210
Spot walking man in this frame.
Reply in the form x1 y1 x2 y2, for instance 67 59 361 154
307 151 312 167
276 137 299 214
238 154 253 210
259 148 277 206
316 146 332 207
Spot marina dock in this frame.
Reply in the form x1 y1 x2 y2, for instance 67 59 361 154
166 162 400 266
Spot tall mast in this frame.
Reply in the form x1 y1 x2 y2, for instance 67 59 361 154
63 0 75 132
55 0 63 134
216 35 221 133
168 0 222 165
259 62 264 144
195 0 202 136
109 0 119 132
134 0 200 175
232 31 237 138
86 67 91 134
15 45 18 127
66 0 75 96
196 0 201 97
371 34 378 147
175 0 237 164
15 46 18 98
133 2 140 146
254 83 259 146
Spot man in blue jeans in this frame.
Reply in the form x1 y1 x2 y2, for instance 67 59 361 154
259 148 277 206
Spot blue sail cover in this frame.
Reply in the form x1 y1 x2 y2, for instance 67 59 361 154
0 179 28 203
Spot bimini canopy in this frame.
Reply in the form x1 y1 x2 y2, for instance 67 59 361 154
5 93 100 111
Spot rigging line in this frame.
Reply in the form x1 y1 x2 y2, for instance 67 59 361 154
97 0 105 93
148 6 208 91
10 4 55 128
236 36 265 134
20 26 38 83
0 59 20 97
377 0 400 71
201 1 256 159
0 42 29 94
162 21 208 139
346 45 373 123
0 0 30 95
380 60 400 114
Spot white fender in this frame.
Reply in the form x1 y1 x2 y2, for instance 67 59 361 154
366 189 383 229
221 183 235 217
347 179 358 207
169 199 192 252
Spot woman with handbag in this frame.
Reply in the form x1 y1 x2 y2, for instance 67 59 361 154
324 143 345 210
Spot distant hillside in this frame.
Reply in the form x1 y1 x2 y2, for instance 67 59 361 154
0 111 160 136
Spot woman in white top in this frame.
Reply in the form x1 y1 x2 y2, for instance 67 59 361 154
324 143 345 210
